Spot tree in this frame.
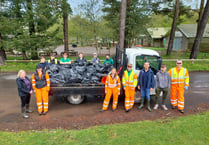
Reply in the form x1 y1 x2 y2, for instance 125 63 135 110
0 33 6 65
60 0 71 52
80 0 102 42
190 0 209 59
166 0 179 55
119 0 127 50
103 0 164 48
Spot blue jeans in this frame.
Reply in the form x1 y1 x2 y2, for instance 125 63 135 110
141 88 150 100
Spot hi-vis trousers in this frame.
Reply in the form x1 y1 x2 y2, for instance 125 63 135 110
102 88 119 110
170 85 185 110
35 87 49 113
125 87 135 110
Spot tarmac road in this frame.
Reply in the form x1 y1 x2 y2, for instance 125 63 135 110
0 71 209 131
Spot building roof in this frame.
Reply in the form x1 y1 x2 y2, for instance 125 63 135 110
177 24 209 38
147 27 170 39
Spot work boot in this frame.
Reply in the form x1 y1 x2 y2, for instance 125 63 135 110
172 105 176 109
147 100 152 112
125 109 129 113
42 112 47 115
25 104 33 113
138 98 144 109
179 110 184 114
99 109 105 112
21 108 29 119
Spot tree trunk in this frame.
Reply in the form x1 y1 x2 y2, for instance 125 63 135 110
197 0 205 29
119 0 127 51
22 49 28 60
190 0 209 59
27 0 38 59
63 16 69 52
166 0 179 55
0 33 6 65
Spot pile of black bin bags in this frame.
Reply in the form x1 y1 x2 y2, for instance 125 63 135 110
46 62 113 84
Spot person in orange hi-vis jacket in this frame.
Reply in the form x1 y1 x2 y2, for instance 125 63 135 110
32 64 50 115
122 63 138 112
168 60 189 113
101 68 121 112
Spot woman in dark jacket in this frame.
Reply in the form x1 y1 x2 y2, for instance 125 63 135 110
16 70 33 118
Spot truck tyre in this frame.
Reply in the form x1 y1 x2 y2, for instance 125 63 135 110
67 95 85 104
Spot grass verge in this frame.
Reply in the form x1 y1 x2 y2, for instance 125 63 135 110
1 60 209 72
0 111 209 145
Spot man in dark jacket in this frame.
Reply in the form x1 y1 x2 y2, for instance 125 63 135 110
137 62 155 112
75 52 87 64
48 53 59 64
38 56 49 71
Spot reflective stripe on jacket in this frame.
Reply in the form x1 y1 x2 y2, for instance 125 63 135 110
48 59 58 64
122 70 137 88
105 74 121 92
168 67 189 87
32 72 50 90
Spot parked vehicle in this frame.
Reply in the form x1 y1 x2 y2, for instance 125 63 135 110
49 46 162 104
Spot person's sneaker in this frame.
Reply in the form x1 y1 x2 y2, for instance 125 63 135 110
161 105 168 111
153 104 159 110
125 109 129 113
22 113 29 119
26 109 33 113
39 112 42 116
179 110 184 113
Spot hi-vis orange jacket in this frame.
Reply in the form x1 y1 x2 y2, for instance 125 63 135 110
32 72 50 91
168 67 189 87
105 74 121 94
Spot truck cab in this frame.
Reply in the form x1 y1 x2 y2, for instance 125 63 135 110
115 47 161 96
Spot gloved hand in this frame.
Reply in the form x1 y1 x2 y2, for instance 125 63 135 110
184 86 188 90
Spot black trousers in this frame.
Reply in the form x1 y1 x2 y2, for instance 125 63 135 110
20 94 31 108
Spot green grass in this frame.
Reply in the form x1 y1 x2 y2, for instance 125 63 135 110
0 57 106 72
1 60 208 72
0 111 209 145
163 61 209 71
144 47 209 59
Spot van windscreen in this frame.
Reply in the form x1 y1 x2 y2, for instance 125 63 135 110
135 55 161 75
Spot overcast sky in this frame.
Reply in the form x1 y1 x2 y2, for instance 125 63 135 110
67 0 204 15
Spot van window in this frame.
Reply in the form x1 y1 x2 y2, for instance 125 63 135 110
135 55 160 74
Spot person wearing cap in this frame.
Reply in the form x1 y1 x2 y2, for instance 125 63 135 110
154 64 171 111
38 56 49 71
32 64 50 115
104 54 114 64
48 53 59 64
75 52 87 64
168 60 189 113
91 52 100 64
122 63 138 112
138 62 155 112
60 52 71 64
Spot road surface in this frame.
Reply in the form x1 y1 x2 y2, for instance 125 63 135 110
0 72 208 131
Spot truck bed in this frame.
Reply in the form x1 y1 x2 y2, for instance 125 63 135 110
50 83 105 96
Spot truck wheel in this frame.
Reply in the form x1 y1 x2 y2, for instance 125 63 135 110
67 95 85 104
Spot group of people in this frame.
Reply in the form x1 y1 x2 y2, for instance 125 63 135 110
16 52 189 119
101 60 189 114
16 52 114 118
